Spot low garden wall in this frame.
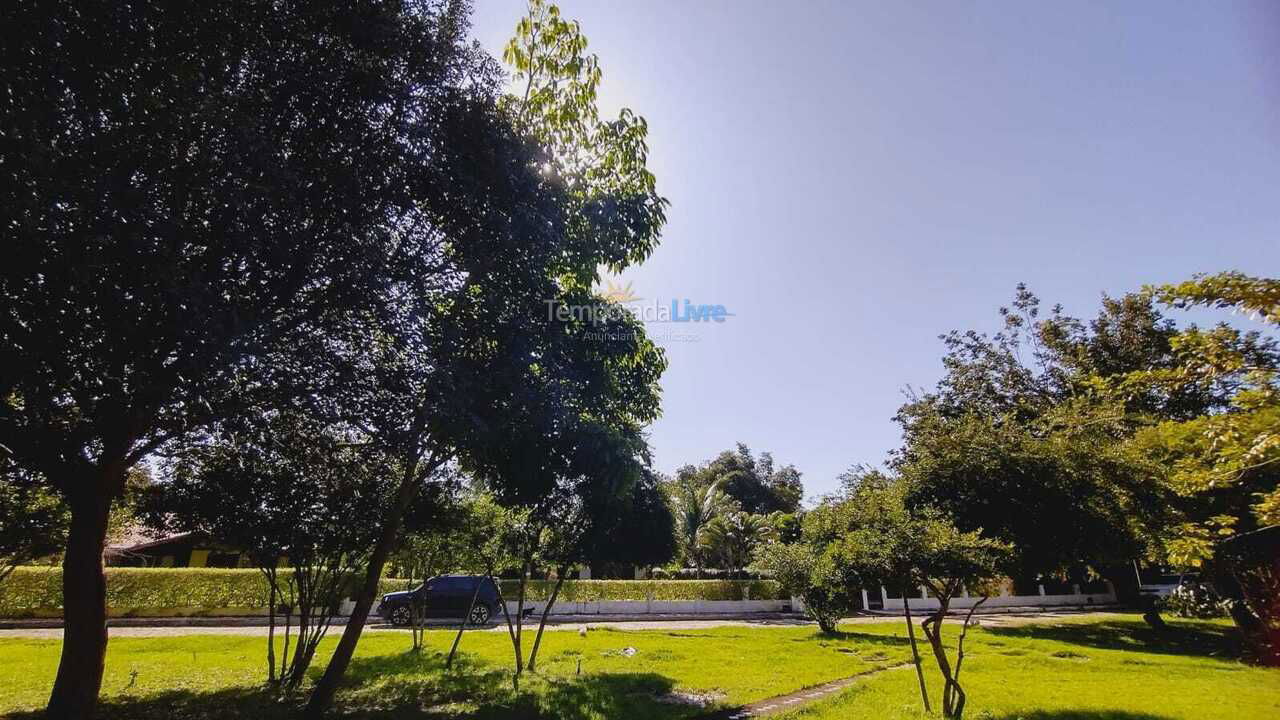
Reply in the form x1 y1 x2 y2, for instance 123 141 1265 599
877 582 1118 611
1 567 785 618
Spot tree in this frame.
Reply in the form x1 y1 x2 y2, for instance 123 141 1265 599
814 472 936 712
1123 273 1280 563
1116 272 1280 661
702 511 777 577
667 476 734 577
897 401 1166 584
0 466 66 583
888 285 1276 595
0 2 491 715
912 520 1012 720
678 445 805 515
304 1 669 709
587 468 678 575
444 494 521 670
525 465 677 623
388 478 468 653
755 542 850 633
144 411 395 690
809 471 1012 718
472 405 658 682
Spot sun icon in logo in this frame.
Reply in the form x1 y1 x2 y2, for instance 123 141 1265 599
600 279 642 304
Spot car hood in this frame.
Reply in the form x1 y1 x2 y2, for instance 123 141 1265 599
381 590 413 602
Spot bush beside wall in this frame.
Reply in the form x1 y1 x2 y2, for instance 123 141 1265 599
0 567 784 617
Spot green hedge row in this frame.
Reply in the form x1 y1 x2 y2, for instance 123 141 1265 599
1 567 784 616
0 567 273 617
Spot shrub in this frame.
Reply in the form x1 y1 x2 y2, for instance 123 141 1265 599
1158 582 1232 619
0 567 272 617
754 542 850 632
0 568 785 616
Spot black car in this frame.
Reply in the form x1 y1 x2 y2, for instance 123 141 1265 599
379 575 501 626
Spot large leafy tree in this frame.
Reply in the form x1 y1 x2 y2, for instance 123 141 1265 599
303 3 669 712
675 444 805 515
590 468 678 574
1113 273 1279 663
1121 273 1280 564
0 2 487 715
892 285 1275 590
896 401 1166 582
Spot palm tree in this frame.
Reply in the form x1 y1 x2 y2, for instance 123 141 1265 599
701 511 778 577
667 477 732 578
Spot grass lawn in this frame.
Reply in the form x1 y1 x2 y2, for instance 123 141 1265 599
0 616 1274 719
0 624 908 719
776 616 1280 720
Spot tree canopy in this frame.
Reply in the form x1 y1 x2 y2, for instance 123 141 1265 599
674 444 804 515
1117 272 1280 564
1 2 671 717
890 284 1279 583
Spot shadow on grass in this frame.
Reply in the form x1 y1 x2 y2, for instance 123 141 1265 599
3 686 290 720
984 620 1242 660
804 629 911 649
5 649 691 720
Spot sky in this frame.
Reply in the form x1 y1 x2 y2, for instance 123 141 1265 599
469 0 1280 500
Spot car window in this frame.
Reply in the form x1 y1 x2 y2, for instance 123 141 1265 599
436 577 467 592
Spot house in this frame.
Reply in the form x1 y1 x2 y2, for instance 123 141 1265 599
106 531 251 568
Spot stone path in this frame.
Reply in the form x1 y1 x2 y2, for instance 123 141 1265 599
698 663 912 719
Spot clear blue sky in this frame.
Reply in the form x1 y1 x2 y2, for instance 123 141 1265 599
470 1 1280 500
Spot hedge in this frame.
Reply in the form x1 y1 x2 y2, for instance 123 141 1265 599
0 567 784 617
0 567 273 617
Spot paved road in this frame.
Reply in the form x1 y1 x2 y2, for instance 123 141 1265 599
0 610 1134 639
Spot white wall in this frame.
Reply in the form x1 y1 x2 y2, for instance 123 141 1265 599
878 582 1117 611
504 599 791 616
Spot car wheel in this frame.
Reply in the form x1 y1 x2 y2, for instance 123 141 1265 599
389 604 412 627
468 603 492 626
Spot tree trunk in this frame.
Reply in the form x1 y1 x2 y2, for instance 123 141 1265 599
46 485 114 720
902 585 932 714
266 576 278 684
492 570 520 665
949 595 987 720
527 569 567 672
513 557 531 675
922 602 957 717
304 456 435 718
446 579 486 669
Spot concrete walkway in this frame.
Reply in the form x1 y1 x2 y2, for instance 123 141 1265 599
699 663 913 719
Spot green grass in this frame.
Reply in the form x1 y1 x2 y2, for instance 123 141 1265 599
775 617 1280 720
0 624 906 719
0 617 1275 719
